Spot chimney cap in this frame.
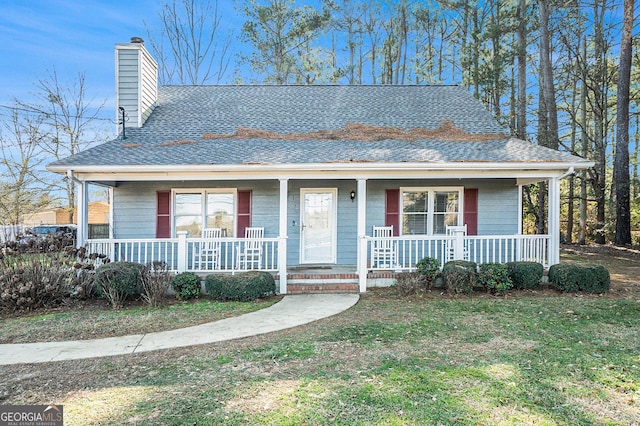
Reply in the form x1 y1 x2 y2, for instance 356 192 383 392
130 36 144 44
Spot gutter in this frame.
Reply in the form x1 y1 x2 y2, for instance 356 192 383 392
48 160 595 175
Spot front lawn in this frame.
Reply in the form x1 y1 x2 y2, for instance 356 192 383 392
0 298 280 344
1 244 638 425
2 290 639 425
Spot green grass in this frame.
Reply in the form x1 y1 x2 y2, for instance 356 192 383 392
25 294 636 425
0 298 279 343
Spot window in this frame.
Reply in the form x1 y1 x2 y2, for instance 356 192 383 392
401 188 462 235
174 190 236 237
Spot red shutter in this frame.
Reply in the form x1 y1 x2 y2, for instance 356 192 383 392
464 188 478 236
156 190 171 238
385 189 400 236
236 190 252 237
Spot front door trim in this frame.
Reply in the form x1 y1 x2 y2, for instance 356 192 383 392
300 188 338 264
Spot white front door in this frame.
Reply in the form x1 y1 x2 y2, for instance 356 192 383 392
300 188 337 264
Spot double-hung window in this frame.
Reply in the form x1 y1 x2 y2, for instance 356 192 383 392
401 187 462 235
174 190 236 237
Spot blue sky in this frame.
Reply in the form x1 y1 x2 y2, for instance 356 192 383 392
0 0 241 133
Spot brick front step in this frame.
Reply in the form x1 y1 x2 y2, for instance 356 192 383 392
287 282 360 294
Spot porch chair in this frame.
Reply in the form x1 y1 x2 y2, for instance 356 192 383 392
199 228 222 270
372 225 396 269
236 227 264 270
446 225 469 261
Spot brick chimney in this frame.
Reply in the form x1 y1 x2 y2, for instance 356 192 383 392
115 37 158 130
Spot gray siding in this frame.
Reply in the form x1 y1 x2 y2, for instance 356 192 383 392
116 48 139 128
116 43 157 128
475 180 519 235
112 178 519 263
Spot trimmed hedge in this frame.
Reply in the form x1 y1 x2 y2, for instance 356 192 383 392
416 257 441 288
94 261 143 308
477 263 513 293
548 263 610 293
171 271 201 300
394 272 424 296
506 261 544 289
205 271 276 301
442 260 477 295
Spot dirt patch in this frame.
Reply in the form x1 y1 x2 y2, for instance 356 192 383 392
202 120 508 142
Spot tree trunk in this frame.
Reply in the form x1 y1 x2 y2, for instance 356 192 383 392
516 0 527 140
613 0 634 245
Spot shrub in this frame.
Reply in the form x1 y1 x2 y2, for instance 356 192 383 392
94 261 143 309
581 265 610 293
477 263 513 293
442 261 477 295
70 248 110 299
548 263 610 293
171 271 201 300
72 269 96 299
394 272 424 296
0 253 74 312
205 271 276 301
141 261 173 307
506 262 544 289
416 257 441 288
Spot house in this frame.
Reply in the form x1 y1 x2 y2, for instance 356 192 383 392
47 38 593 294
23 202 109 226
22 202 110 239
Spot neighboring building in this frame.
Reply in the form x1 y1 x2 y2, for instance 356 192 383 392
47 38 593 294
23 202 109 227
23 202 110 239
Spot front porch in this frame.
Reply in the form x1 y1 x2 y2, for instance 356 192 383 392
83 233 550 294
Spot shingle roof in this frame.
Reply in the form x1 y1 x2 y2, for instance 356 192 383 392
49 85 590 169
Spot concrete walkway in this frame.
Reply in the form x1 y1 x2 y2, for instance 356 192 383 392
0 294 359 365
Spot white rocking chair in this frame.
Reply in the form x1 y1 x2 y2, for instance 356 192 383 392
199 228 222 270
446 225 469 261
372 225 396 268
236 227 264 270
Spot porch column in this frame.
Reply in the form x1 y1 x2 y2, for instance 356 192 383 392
357 179 367 292
548 177 560 266
517 184 523 261
76 179 88 248
278 178 289 294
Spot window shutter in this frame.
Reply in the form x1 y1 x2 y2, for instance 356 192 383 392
156 190 171 238
236 190 252 237
463 188 478 236
385 189 400 236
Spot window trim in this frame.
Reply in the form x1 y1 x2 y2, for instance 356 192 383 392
399 186 464 236
171 188 238 237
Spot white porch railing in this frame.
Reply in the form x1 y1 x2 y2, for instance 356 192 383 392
366 234 550 272
84 233 549 276
84 234 280 273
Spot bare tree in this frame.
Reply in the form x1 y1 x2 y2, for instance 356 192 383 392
0 105 50 225
614 0 634 246
146 0 233 85
29 70 106 223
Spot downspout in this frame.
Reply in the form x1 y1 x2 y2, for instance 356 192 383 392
545 167 576 268
558 166 575 180
548 166 574 267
